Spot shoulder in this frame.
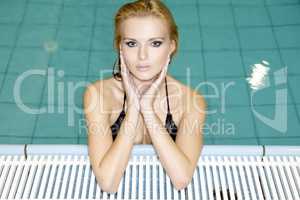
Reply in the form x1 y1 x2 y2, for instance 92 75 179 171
185 85 206 115
83 77 117 109
170 76 206 114
83 79 105 101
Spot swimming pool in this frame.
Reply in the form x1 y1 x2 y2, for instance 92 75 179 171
0 0 299 145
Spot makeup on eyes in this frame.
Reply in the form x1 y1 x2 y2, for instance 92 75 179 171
125 41 163 48
123 37 165 46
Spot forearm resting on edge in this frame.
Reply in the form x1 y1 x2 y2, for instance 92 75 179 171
95 110 139 193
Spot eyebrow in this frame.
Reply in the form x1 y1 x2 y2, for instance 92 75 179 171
123 37 165 41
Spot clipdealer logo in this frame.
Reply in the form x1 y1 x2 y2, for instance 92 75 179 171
247 61 287 133
13 68 89 126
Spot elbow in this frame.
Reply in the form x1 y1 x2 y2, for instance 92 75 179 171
97 177 119 193
173 173 193 190
96 172 119 193
99 182 118 193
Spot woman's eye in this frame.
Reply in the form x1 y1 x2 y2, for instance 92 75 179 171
152 41 162 47
125 41 162 48
125 41 136 47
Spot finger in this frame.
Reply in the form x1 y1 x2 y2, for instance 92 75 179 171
163 60 169 74
120 52 131 83
128 73 141 96
156 61 169 83
120 53 126 72
119 52 140 99
149 61 169 93
123 66 140 97
166 55 170 66
162 56 170 76
120 53 125 73
120 51 130 74
120 53 131 91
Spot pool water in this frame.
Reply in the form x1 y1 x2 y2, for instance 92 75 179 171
0 0 299 145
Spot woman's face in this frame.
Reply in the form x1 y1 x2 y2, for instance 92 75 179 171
119 16 175 82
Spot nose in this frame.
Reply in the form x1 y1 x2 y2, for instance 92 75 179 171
138 45 148 60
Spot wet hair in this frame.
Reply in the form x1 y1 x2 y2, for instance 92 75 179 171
112 0 179 81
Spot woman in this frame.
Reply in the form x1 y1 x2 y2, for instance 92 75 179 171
84 0 206 193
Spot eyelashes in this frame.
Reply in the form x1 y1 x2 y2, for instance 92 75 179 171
152 41 163 47
125 41 163 48
125 41 136 47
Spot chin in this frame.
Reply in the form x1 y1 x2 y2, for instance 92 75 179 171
133 71 159 82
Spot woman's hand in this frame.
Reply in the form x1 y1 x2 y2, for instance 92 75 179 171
140 55 170 114
120 50 141 112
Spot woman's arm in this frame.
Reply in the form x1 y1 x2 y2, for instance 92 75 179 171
84 83 140 193
87 48 145 193
142 91 206 190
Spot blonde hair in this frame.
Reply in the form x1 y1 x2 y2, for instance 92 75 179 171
112 0 179 80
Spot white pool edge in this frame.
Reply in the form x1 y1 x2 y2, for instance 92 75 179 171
0 144 300 156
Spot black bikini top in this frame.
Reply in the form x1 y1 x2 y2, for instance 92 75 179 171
110 77 178 141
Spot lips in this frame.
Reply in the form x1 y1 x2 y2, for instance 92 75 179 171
137 65 150 71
